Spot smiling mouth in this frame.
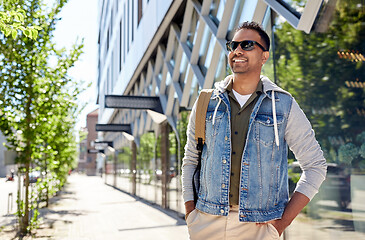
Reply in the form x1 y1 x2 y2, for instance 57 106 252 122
233 59 247 63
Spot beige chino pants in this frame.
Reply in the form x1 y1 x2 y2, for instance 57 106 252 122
186 207 280 240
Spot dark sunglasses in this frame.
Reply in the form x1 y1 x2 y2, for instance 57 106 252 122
226 40 268 52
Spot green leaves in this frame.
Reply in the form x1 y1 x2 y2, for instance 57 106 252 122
0 8 42 40
0 0 84 235
273 0 365 170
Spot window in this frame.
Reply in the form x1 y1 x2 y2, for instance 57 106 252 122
107 29 109 51
124 3 126 62
111 7 113 35
272 1 365 238
119 20 123 71
127 0 130 52
138 0 143 24
132 0 134 41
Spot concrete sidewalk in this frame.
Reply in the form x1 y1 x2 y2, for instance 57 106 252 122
1 174 189 240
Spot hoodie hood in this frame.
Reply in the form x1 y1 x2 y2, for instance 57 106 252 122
213 74 290 147
214 75 291 98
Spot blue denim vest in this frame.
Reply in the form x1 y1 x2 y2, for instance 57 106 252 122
195 88 293 222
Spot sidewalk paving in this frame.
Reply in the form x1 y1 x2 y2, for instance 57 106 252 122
0 174 189 240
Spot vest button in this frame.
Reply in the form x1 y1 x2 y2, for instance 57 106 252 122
220 209 225 214
222 159 227 164
222 184 226 188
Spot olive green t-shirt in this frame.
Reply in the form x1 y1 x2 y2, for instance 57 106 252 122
227 79 263 206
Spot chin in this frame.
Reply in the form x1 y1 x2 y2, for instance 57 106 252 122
232 68 248 74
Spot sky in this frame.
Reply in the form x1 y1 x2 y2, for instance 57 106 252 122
53 0 99 131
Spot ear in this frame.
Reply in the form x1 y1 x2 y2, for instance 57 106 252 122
262 51 270 65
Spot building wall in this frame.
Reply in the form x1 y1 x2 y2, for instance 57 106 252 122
85 110 99 175
0 133 7 177
97 0 365 239
78 128 88 173
97 0 175 125
78 109 99 175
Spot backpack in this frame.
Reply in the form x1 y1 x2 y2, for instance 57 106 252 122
192 89 214 204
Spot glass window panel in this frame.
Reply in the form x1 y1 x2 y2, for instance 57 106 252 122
179 52 188 89
272 0 365 238
209 0 225 26
165 73 172 90
116 146 132 193
187 7 199 50
214 51 228 84
137 132 157 203
169 38 179 69
198 25 213 76
167 129 181 212
280 0 307 15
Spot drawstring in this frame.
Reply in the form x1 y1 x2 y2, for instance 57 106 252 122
212 97 222 126
272 90 279 147
211 92 279 147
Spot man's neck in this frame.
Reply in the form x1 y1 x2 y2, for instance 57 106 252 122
232 73 261 95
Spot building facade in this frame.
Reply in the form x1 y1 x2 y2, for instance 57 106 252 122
78 109 99 175
97 0 365 239
78 127 88 173
0 132 17 178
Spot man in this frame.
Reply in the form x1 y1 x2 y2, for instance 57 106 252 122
181 21 327 239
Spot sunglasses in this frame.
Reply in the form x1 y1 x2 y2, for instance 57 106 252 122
226 40 268 52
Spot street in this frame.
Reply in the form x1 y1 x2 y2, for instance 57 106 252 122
0 174 189 240
2 173 365 240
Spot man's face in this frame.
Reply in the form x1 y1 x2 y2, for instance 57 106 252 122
228 29 269 75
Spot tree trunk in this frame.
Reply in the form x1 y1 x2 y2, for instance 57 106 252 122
45 158 49 207
20 161 30 235
20 91 33 235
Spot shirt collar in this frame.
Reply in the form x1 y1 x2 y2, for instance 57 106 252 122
226 78 263 96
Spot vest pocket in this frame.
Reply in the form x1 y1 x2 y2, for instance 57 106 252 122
254 114 284 147
205 110 224 137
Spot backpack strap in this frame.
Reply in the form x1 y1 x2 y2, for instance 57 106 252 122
192 89 213 204
195 89 214 150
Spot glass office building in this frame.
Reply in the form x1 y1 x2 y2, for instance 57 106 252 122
97 1 364 239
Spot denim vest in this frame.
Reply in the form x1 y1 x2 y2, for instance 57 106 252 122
195 88 293 222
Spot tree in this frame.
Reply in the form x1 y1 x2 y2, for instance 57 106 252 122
138 132 156 180
0 0 83 235
0 0 41 39
273 0 365 169
177 111 189 170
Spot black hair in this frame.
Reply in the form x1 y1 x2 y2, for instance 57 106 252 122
235 21 270 51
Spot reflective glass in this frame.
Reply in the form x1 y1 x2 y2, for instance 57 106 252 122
187 7 199 51
273 0 365 238
198 25 214 76
188 76 200 108
209 0 225 25
280 0 307 14
116 146 132 193
179 52 189 89
214 51 228 84
136 132 156 203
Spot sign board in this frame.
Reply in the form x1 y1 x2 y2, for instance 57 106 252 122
105 95 163 113
95 124 132 134
94 141 113 150
88 149 105 154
